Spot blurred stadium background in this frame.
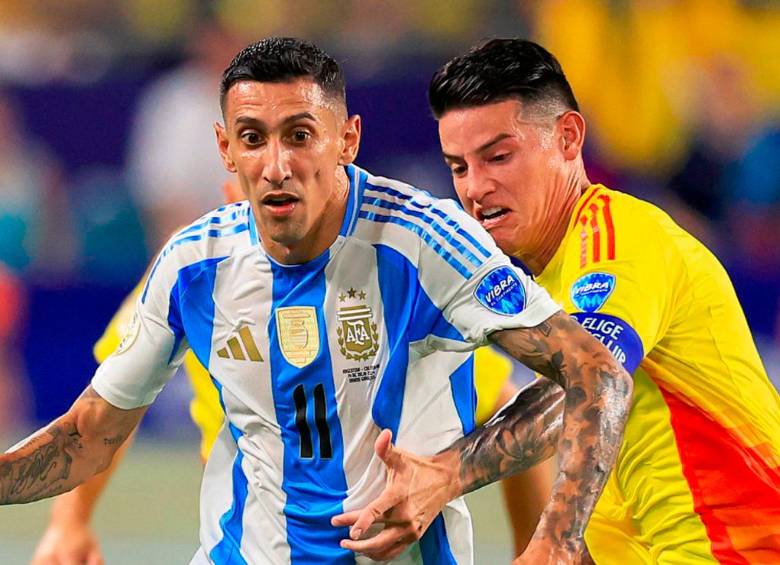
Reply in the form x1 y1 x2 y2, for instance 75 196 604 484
0 0 778 562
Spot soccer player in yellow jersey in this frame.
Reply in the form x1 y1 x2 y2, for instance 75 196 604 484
338 39 780 564
31 187 548 562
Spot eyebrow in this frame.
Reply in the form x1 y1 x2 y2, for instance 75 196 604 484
234 112 318 129
442 133 513 161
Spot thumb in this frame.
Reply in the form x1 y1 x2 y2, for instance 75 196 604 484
375 429 399 466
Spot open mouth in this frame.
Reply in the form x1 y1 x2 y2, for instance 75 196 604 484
478 207 509 222
262 193 300 208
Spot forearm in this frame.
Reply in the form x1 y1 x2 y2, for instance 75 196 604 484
48 428 136 523
0 417 102 504
538 361 631 544
493 313 633 546
0 386 143 505
437 378 564 496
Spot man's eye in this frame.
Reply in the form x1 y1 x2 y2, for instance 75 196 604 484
490 153 509 163
241 132 261 145
291 130 311 143
451 165 467 177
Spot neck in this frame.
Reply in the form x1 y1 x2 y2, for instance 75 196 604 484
516 170 591 276
261 167 350 265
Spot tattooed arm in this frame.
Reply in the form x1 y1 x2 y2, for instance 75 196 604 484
460 310 632 561
334 311 632 562
0 386 146 505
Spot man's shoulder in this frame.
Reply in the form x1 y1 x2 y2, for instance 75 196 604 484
564 185 683 267
359 170 457 217
548 185 693 306
148 202 255 288
352 168 497 274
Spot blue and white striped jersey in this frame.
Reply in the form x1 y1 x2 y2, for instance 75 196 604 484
92 165 559 564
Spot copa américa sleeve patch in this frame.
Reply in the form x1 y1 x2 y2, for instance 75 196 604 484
571 272 615 312
572 312 644 373
474 266 526 315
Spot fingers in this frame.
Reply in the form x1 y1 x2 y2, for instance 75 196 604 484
346 494 398 540
330 509 361 527
332 502 390 540
340 524 415 561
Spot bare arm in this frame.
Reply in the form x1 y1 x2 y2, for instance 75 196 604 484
0 386 146 505
333 377 565 560
444 376 564 494
447 310 633 556
45 429 135 522
31 430 136 565
336 311 632 562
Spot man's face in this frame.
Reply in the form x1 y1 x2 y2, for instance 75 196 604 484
438 100 566 256
216 78 359 255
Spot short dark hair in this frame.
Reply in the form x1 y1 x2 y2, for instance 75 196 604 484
429 38 579 119
220 37 346 111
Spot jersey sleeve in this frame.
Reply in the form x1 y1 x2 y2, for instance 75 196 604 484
557 190 677 372
91 248 188 409
93 282 145 364
417 199 561 349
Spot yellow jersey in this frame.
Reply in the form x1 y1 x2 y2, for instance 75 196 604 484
537 185 780 563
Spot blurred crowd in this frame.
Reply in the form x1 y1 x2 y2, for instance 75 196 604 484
0 0 778 428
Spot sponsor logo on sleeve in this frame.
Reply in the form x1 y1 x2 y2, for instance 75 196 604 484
115 311 140 355
570 272 615 313
474 266 526 316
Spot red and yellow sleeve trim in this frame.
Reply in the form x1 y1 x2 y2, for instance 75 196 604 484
574 186 616 268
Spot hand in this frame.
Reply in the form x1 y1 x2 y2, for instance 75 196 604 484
512 536 594 565
31 520 104 565
331 429 460 561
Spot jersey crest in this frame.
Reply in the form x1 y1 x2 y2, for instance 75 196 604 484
276 307 320 368
336 288 379 361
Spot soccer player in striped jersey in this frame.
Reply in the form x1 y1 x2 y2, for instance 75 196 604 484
31 182 542 563
339 39 780 564
0 38 632 564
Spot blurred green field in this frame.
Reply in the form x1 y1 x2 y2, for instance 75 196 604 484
0 442 512 564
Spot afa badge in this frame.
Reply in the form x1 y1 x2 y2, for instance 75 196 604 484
336 286 379 362
474 266 526 316
571 272 615 313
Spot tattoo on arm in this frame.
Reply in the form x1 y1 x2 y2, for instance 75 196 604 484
449 377 564 494
0 385 140 506
103 435 124 447
451 311 632 549
0 423 83 504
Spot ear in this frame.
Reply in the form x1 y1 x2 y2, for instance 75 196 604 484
558 111 586 161
215 122 236 173
338 114 362 165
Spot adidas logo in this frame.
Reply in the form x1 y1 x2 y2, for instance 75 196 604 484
217 326 263 362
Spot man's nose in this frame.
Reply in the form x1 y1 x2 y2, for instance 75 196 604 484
263 139 292 187
464 167 495 203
